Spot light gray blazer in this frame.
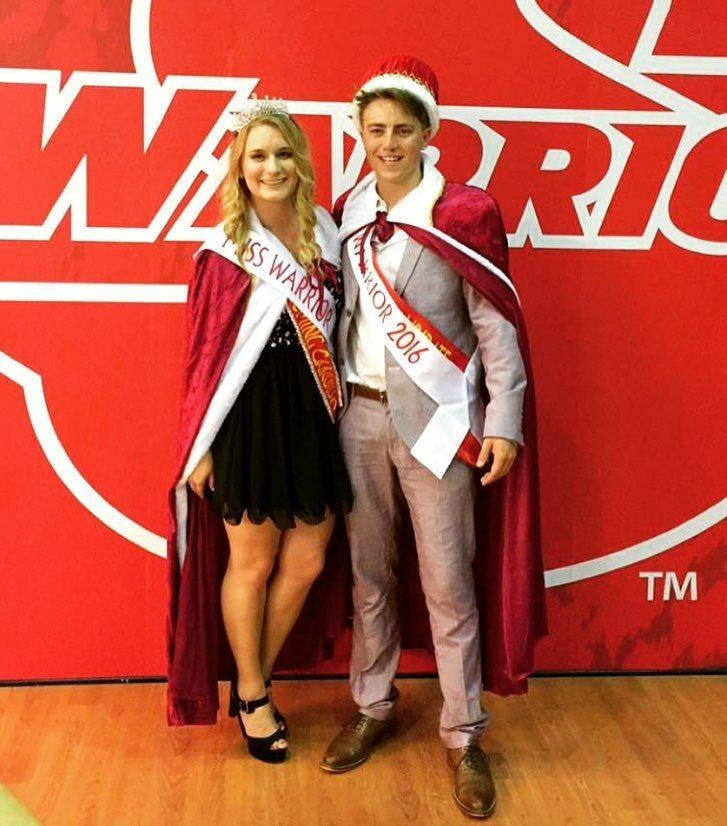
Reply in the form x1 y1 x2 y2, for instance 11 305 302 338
337 237 526 449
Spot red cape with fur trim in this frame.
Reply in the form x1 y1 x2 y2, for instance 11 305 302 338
334 182 547 695
166 250 247 725
166 251 347 725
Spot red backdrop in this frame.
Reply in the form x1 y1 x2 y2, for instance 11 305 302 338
0 0 725 680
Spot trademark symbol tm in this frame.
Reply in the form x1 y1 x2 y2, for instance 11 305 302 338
639 571 698 602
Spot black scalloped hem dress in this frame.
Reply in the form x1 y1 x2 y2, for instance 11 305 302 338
207 288 353 531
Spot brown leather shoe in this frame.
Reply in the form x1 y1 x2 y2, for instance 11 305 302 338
447 744 496 819
320 712 395 773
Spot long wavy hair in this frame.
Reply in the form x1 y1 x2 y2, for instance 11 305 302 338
221 113 321 271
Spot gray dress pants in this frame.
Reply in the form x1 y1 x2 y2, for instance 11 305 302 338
340 394 488 748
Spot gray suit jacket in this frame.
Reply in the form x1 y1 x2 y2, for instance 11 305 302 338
338 237 526 449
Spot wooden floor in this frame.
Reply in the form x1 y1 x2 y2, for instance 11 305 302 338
1 676 725 825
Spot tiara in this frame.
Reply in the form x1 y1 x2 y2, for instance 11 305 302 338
227 95 290 133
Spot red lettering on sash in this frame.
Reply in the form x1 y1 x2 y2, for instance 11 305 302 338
365 227 470 371
243 239 266 268
294 278 309 300
281 270 297 289
305 286 321 313
269 254 292 281
351 224 483 469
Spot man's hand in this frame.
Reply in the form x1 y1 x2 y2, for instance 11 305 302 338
188 450 214 498
476 437 518 486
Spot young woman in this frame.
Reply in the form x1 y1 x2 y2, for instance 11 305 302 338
166 99 352 764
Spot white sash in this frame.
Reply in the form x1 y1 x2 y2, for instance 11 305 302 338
348 226 481 478
197 224 337 344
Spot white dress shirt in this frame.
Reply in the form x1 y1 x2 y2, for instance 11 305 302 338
345 196 408 390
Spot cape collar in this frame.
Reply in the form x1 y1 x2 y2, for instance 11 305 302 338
339 149 445 240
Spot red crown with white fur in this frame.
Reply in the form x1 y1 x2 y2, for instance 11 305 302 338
352 55 440 137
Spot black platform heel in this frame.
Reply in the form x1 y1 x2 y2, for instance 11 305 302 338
231 693 288 764
230 680 288 738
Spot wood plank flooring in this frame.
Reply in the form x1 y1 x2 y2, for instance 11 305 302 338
1 676 725 825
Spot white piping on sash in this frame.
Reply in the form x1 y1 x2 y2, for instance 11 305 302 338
348 227 479 479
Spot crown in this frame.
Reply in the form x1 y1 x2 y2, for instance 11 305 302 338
227 95 290 133
353 56 441 138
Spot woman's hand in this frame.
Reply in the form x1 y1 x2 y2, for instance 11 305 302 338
188 450 214 498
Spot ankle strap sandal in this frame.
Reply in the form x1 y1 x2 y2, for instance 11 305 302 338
234 694 288 764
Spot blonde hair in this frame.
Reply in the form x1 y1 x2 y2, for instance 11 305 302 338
221 113 321 272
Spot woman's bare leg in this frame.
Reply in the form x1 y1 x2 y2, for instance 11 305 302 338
221 515 283 741
260 513 335 679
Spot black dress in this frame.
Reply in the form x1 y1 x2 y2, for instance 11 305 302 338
208 275 353 529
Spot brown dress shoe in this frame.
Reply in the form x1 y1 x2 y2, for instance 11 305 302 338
320 712 395 773
447 744 496 819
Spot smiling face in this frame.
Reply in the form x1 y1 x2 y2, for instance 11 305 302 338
360 97 431 198
240 122 299 206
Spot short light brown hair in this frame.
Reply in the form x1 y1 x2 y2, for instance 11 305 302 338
355 88 431 130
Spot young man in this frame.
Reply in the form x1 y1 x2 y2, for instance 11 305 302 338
321 56 546 819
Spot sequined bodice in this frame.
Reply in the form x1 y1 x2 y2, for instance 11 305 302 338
264 274 343 350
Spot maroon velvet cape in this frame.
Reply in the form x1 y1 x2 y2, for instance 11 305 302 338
334 181 548 696
166 251 345 725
